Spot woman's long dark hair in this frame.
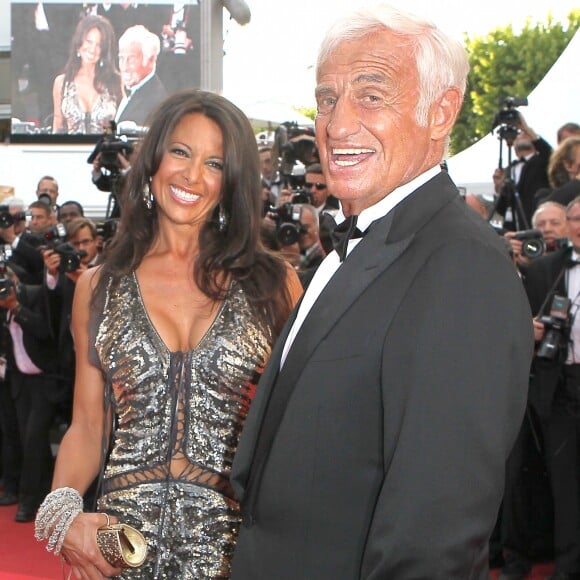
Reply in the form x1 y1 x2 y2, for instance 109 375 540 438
95 89 295 340
62 15 122 104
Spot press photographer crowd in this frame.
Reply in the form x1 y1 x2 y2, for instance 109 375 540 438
1 99 580 577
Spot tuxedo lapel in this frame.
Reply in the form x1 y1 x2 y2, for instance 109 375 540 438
281 172 458 380
280 211 408 375
235 171 460 502
230 299 301 497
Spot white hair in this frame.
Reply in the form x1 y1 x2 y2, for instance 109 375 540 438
532 201 566 226
316 4 469 127
119 25 161 62
4 197 26 211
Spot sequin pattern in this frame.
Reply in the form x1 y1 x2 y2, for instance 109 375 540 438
92 273 271 578
61 81 117 134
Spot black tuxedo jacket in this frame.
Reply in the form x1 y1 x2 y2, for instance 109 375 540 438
116 75 167 127
231 172 533 579
3 284 58 376
522 247 571 418
43 273 77 384
517 137 552 223
9 236 45 285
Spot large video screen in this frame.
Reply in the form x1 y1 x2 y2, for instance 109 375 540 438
11 0 201 142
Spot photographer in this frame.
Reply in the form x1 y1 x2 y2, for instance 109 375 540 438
57 200 84 225
35 176 59 213
501 196 580 578
259 146 282 202
0 264 61 522
0 200 44 284
273 122 319 206
295 203 326 283
89 122 137 219
42 218 100 421
505 201 568 271
28 200 55 234
494 111 552 228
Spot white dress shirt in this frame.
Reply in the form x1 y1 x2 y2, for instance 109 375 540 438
566 249 580 364
281 165 442 367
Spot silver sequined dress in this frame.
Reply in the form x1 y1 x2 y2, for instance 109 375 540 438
89 273 271 579
60 81 118 134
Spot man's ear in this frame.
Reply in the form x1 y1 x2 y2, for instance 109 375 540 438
429 87 463 140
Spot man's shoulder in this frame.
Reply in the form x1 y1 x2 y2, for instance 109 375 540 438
141 74 167 98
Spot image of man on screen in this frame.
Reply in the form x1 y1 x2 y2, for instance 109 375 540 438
115 24 167 129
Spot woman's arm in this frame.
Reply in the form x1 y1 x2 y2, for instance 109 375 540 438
52 74 64 133
44 267 122 579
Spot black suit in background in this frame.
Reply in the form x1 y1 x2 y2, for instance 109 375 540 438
43 273 77 399
497 137 553 229
4 283 63 513
116 74 167 127
8 236 45 285
517 138 553 224
518 248 580 575
231 172 533 579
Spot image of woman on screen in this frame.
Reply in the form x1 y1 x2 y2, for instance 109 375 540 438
52 15 122 135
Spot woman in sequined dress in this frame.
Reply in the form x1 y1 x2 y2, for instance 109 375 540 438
44 89 302 578
52 15 122 134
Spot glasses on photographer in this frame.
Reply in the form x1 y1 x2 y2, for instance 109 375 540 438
72 237 96 249
305 181 327 191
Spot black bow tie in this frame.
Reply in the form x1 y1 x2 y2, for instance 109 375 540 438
329 214 364 262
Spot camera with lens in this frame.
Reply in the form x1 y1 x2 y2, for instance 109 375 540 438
513 228 545 259
265 202 306 246
496 97 528 125
536 294 571 360
0 205 27 229
0 245 14 299
27 223 85 272
492 96 528 143
53 242 87 274
274 122 318 181
291 188 314 205
87 121 134 175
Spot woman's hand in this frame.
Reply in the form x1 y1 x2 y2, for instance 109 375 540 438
60 512 122 580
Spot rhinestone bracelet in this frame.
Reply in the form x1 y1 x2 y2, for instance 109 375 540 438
34 487 83 555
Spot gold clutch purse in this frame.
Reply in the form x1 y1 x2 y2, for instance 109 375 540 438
96 523 148 568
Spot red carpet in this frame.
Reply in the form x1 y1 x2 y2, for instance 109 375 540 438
0 504 61 579
0 501 556 579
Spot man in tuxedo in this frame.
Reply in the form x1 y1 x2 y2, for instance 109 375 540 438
512 198 580 579
495 114 552 230
115 25 167 128
0 266 61 522
230 5 533 579
42 217 100 407
304 162 339 254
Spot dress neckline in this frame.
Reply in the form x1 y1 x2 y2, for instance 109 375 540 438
131 271 228 356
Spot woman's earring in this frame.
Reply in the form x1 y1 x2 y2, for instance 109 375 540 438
99 59 104 68
76 51 80 58
218 204 228 233
143 180 154 210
